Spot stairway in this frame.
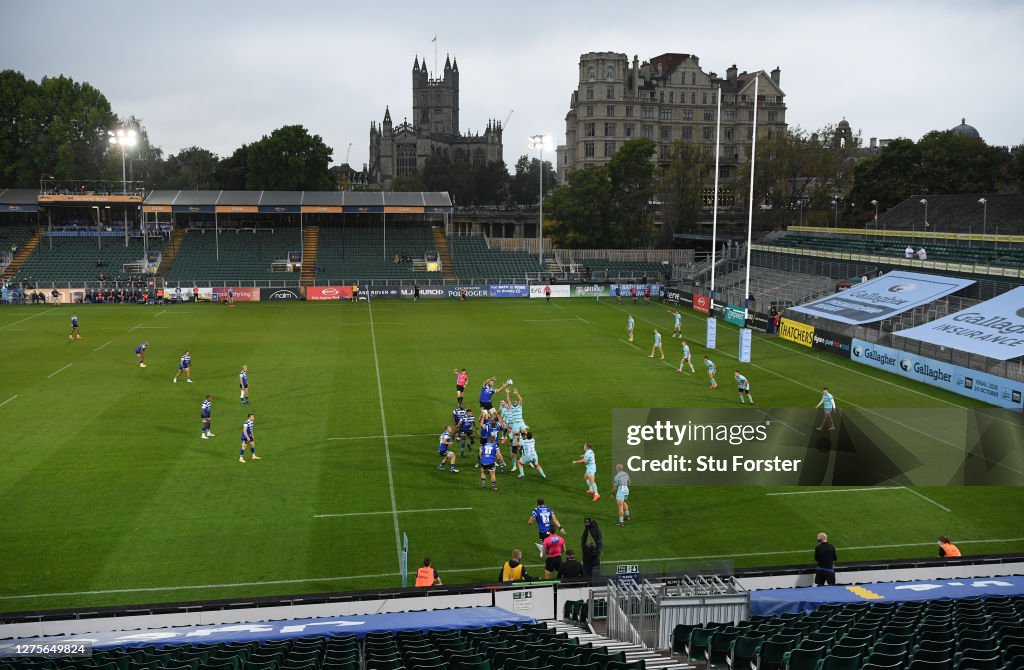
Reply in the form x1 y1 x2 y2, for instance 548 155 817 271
300 225 319 287
1 226 44 282
432 225 457 281
544 256 561 277
155 227 187 277
545 620 695 670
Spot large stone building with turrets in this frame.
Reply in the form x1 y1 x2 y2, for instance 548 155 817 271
369 55 504 190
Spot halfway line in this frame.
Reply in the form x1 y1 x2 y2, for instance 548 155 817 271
0 308 57 331
766 487 904 496
47 363 72 378
314 507 473 519
328 432 434 442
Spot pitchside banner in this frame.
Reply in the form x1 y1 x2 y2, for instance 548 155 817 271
738 328 752 362
724 304 746 327
706 317 717 349
212 287 259 301
259 287 303 300
530 285 571 299
789 271 974 325
850 338 1024 410
306 286 353 300
489 284 528 298
573 284 609 298
894 286 1024 361
693 294 711 314
612 408 1024 486
811 329 852 358
779 318 815 348
447 285 489 298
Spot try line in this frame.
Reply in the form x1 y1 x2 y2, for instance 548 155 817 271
328 433 434 442
314 507 473 519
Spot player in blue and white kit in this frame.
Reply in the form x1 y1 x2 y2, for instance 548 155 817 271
613 464 631 526
671 310 682 338
239 413 260 462
626 315 635 342
478 376 509 411
173 351 192 383
436 425 459 472
456 408 476 457
517 428 545 479
239 365 249 405
816 387 837 431
573 442 600 502
135 341 149 367
528 498 564 556
452 402 468 433
479 434 501 491
704 356 718 389
69 313 81 340
648 329 664 360
676 340 695 374
734 371 754 404
487 409 506 472
200 395 215 439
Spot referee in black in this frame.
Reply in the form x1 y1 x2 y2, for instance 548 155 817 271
814 532 838 585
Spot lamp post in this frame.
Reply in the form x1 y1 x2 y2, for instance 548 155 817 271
108 128 138 195
797 198 805 227
831 198 840 229
919 198 928 245
527 134 551 268
978 197 988 249
871 199 879 231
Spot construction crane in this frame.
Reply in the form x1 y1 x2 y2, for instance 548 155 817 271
503 109 513 130
345 142 353 165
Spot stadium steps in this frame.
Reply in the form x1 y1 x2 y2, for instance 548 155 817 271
433 224 457 280
300 225 318 287
0 226 42 281
155 227 187 277
544 256 561 276
545 619 696 670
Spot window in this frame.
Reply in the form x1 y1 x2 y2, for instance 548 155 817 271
682 109 693 121
669 91 674 103
703 127 714 140
605 122 616 136
606 86 614 99
659 90 665 102
681 126 693 140
719 165 731 179
473 148 486 167
584 142 595 158
724 128 733 141
765 95 777 103
691 92 696 104
659 144 671 160
767 111 777 122
625 105 634 117
586 87 594 100
606 105 615 116
703 110 714 121
690 72 696 85
584 122 595 137
642 106 654 118
587 67 595 81
660 125 671 140
604 142 615 157
641 124 654 138
724 110 736 121
624 123 635 137
748 110 755 121
725 94 736 104
710 89 717 104
702 91 708 105
660 108 672 120
606 66 614 80
396 144 416 176
587 105 594 117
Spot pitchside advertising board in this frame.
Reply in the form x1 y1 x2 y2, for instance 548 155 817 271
692 294 711 314
894 286 1024 361
850 338 1024 410
489 284 529 298
259 287 303 300
306 286 353 300
529 285 571 298
212 287 259 301
811 329 852 359
788 271 975 325
778 318 815 348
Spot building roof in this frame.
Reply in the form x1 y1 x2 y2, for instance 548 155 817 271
950 118 981 139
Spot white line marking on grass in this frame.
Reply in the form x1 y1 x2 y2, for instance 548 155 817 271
0 395 16 408
132 326 168 329
328 432 435 442
0 308 56 331
366 298 403 570
619 339 642 351
154 309 167 316
577 315 591 325
93 340 112 352
47 363 72 378
128 323 144 332
5 536 1023 601
0 327 26 331
524 318 582 322
766 487 905 496
314 507 473 519
337 322 405 326
899 486 952 512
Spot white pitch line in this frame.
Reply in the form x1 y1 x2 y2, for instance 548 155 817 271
366 298 402 569
576 315 591 325
93 340 112 352
154 309 167 316
337 322 404 326
47 363 72 378
619 338 642 351
766 487 905 496
328 432 435 442
128 323 144 332
0 395 16 408
314 507 473 519
4 536 1023 601
0 327 26 331
0 308 57 331
524 318 582 322
899 486 952 512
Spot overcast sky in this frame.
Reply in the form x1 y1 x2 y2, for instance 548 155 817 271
2 0 1021 172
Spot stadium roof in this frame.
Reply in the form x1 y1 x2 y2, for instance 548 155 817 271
0 188 40 212
141 191 452 208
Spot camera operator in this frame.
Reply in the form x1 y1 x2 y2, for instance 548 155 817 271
581 517 603 580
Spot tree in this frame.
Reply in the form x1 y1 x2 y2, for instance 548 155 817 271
509 155 558 206
472 160 510 205
245 124 333 190
421 154 508 205
162 146 219 190
392 173 428 192
545 165 614 247
608 138 657 247
216 144 250 190
658 141 707 244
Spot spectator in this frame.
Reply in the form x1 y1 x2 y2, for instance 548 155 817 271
814 532 838 585
937 535 961 558
392 254 401 264
558 550 585 582
51 289 60 304
905 245 915 259
415 557 442 586
768 305 779 335
499 549 532 582
917 247 927 261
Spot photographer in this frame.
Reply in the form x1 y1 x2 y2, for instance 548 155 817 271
581 517 603 579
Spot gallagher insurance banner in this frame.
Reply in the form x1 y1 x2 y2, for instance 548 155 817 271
893 286 1024 361
788 271 974 325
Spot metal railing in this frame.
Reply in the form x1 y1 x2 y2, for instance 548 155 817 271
606 579 661 650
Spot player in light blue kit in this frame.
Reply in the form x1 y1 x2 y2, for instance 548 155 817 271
734 371 754 404
626 315 635 342
69 313 81 340
648 329 664 359
239 413 260 462
239 365 249 405
671 310 682 338
613 463 631 526
200 395 215 439
816 387 837 431
573 442 600 502
504 387 525 454
135 341 149 367
516 428 545 479
704 355 718 389
676 340 695 374
173 351 192 383
437 425 459 473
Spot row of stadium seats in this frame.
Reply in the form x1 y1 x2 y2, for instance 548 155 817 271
166 229 300 282
450 236 543 281
673 595 1024 670
11 237 165 283
583 259 666 281
770 234 1024 268
315 223 442 283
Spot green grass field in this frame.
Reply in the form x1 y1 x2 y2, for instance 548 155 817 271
1 298 1022 613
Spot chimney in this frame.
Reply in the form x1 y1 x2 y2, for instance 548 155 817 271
870 138 878 149
770 66 780 86
632 54 639 98
727 64 738 84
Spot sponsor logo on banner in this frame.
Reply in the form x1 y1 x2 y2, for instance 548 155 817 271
724 304 746 327
693 294 710 314
850 338 1023 409
894 286 1024 361
213 287 259 302
751 312 770 332
706 317 717 349
572 284 609 297
259 288 303 301
779 318 815 347
489 284 528 298
530 285 571 299
400 287 445 299
789 271 974 325
811 329 852 358
366 287 400 298
307 286 353 301
447 286 489 298
738 328 752 362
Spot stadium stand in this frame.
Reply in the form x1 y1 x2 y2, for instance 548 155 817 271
768 233 1024 268
166 227 299 283
712 266 835 309
873 194 1024 235
10 235 165 284
584 259 667 282
450 235 543 281
315 223 442 283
